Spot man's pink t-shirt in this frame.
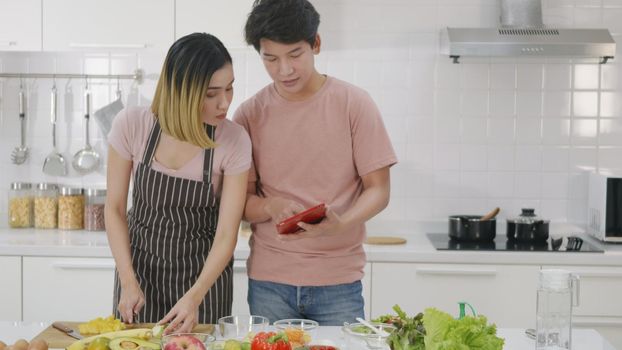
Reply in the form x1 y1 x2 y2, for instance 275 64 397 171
108 106 251 196
234 76 397 286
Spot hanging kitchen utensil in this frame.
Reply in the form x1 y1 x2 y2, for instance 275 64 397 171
449 215 496 242
72 83 101 174
11 83 29 164
506 208 550 242
93 77 124 139
42 82 68 176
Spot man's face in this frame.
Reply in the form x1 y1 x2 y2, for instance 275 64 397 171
259 36 320 100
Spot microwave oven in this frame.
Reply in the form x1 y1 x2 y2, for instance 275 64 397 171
588 173 622 242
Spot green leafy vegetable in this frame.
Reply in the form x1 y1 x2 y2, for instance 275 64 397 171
422 308 504 350
373 305 426 350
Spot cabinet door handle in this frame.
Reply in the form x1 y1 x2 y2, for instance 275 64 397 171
573 316 622 326
416 267 497 276
52 260 115 270
233 260 246 273
69 43 148 49
0 41 18 47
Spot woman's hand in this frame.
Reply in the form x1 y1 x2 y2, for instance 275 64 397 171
118 279 145 324
264 197 305 223
159 291 202 335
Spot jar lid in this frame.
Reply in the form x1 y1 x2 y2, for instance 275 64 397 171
60 186 84 195
85 188 107 196
11 182 32 190
36 183 59 191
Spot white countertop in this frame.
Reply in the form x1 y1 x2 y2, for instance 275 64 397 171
0 321 615 350
1 221 621 266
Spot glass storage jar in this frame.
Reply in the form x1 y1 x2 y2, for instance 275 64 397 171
8 182 33 228
84 188 106 231
34 183 59 229
58 186 84 230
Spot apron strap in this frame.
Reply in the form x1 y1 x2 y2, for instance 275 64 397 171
142 119 161 166
203 124 216 184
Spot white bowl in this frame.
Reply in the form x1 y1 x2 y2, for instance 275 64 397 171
342 322 396 350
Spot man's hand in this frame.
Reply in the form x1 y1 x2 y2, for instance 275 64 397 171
279 207 346 240
264 197 306 223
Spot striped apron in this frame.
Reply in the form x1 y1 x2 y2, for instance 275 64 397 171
113 120 233 323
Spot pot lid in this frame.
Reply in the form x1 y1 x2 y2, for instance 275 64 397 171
508 208 548 224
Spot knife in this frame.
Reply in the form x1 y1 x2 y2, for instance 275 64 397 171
52 322 83 340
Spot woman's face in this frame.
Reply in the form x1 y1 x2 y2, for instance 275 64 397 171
201 63 234 125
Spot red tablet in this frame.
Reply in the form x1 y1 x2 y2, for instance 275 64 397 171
276 203 327 234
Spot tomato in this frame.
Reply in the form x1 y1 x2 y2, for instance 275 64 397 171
251 332 292 350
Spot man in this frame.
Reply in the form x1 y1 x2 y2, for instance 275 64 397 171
233 0 397 325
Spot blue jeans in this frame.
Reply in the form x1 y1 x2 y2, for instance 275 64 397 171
248 278 365 326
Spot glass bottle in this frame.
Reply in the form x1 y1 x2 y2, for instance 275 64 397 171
84 188 106 231
34 183 59 229
8 182 33 228
58 186 84 230
536 269 580 350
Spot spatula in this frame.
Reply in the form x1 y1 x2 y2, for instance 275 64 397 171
10 89 29 164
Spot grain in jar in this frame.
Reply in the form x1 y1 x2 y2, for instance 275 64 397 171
34 183 59 229
58 186 84 230
84 188 106 231
8 182 33 228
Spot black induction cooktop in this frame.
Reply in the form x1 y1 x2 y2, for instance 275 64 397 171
427 233 604 253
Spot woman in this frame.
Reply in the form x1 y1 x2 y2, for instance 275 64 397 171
105 32 250 334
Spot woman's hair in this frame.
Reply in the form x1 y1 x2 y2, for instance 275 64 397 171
151 32 232 148
245 0 320 52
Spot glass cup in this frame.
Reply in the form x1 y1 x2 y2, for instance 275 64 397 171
161 333 215 350
217 315 269 340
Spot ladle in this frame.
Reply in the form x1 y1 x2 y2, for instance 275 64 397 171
42 83 67 176
72 86 100 174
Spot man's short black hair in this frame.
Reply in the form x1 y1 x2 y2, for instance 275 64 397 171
245 0 320 52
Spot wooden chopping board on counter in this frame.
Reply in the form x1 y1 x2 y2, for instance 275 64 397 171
32 322 214 349
364 236 407 245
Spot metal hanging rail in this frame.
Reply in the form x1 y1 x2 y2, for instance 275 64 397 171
0 68 144 84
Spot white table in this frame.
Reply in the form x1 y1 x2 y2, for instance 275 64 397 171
0 322 616 350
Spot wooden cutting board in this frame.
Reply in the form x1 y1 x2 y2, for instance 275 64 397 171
32 322 214 349
365 236 407 245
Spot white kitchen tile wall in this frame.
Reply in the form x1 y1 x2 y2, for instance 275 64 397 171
1 0 622 228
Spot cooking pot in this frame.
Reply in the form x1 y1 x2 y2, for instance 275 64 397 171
449 215 496 242
506 208 549 242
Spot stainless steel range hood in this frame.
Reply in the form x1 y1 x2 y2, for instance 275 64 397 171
446 0 616 63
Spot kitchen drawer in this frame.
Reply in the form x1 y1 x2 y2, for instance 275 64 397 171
371 263 540 328
0 256 22 321
544 265 622 317
23 257 115 322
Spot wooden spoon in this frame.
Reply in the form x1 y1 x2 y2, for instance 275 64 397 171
480 207 500 221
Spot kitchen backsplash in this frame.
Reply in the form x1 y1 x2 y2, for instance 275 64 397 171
1 0 621 228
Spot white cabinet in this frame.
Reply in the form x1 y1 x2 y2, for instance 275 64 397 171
232 260 372 319
0 0 41 51
42 0 174 51
371 263 540 328
232 260 250 315
23 257 115 322
544 265 622 349
175 0 254 49
0 257 22 321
